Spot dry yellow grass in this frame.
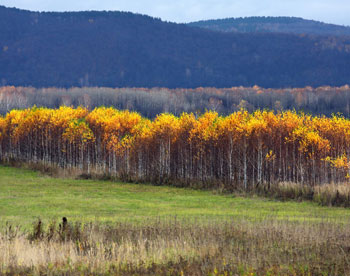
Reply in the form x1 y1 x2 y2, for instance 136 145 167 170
1 218 350 275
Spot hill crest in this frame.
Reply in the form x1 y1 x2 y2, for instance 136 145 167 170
188 16 350 36
1 6 350 88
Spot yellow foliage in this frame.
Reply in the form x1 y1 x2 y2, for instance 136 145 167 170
62 119 95 145
1 107 350 171
327 154 350 170
189 111 219 143
265 150 276 162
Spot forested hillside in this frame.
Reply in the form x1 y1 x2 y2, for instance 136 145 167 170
189 17 350 36
1 6 350 88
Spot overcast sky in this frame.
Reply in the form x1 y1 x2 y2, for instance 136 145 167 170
1 0 350 26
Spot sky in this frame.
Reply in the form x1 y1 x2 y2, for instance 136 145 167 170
1 0 350 26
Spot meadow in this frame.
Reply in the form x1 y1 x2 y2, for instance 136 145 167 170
1 165 350 226
1 165 350 275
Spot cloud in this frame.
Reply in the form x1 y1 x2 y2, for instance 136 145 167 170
1 0 350 25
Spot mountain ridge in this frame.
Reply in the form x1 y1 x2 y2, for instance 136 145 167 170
188 16 350 36
1 6 350 88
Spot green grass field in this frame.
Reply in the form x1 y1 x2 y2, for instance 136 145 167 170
2 165 350 275
1 165 350 227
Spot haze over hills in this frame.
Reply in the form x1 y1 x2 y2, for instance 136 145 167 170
188 17 350 36
1 6 350 88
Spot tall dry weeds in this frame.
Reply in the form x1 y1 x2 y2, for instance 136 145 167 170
1 217 350 275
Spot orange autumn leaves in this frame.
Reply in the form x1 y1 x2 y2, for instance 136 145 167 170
1 106 350 186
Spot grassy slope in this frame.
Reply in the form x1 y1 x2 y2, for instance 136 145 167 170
0 165 350 227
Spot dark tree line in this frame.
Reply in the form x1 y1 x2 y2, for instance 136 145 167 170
1 85 350 118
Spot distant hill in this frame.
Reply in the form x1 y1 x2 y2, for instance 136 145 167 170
188 17 350 36
1 6 350 88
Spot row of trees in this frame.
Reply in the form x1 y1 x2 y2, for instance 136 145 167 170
1 107 350 189
1 85 350 118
